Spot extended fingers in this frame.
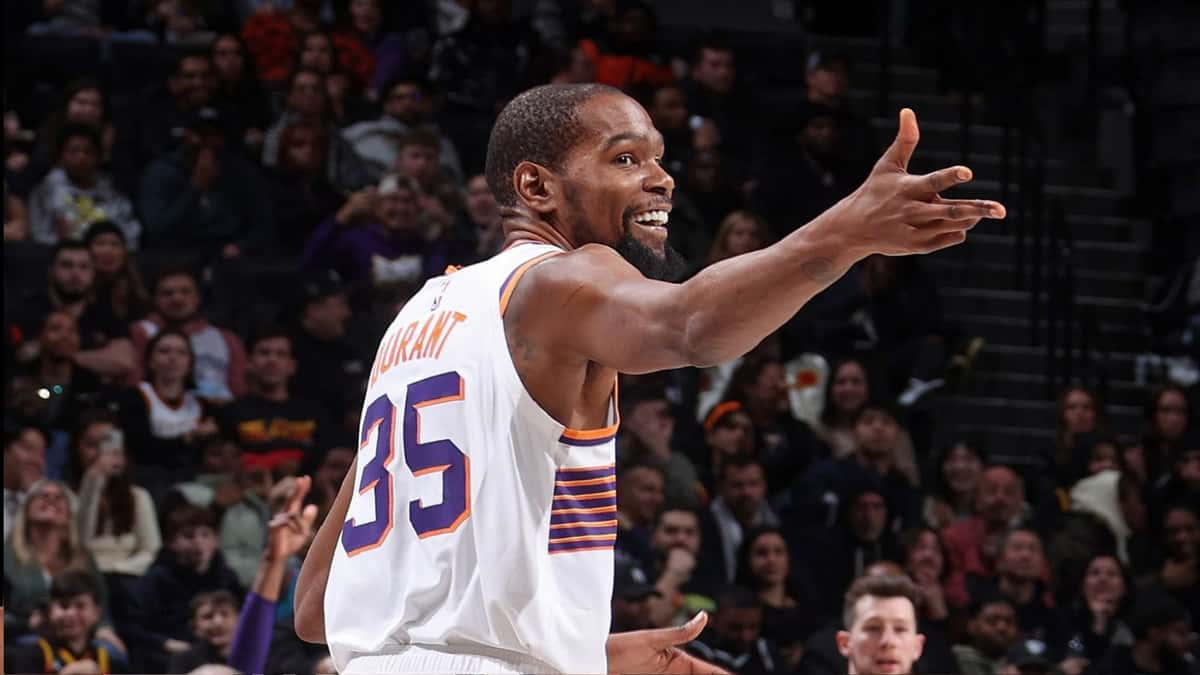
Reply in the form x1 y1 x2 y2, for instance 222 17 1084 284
918 198 1005 222
914 165 973 194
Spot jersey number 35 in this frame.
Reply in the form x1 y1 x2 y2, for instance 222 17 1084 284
341 371 470 556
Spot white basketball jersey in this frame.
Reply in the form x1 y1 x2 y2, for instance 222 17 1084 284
324 243 618 674
135 382 203 439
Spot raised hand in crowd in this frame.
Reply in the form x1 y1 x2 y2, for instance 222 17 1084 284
335 186 378 226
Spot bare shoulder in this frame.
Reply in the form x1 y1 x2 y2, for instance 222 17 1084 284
512 244 640 313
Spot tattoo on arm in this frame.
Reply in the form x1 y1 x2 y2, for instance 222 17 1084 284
801 257 836 282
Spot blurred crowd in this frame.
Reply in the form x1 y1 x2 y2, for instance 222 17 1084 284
2 1 1199 674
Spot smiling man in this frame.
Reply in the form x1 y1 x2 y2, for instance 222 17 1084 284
294 83 1004 674
838 574 926 674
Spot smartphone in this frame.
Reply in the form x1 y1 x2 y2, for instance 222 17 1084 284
99 428 124 456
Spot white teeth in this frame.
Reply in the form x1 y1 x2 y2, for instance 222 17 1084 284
633 210 669 225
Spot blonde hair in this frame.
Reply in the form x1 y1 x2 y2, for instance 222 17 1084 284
8 478 88 571
706 210 770 265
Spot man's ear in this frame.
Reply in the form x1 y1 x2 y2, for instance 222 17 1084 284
914 632 926 661
835 630 851 657
513 161 559 215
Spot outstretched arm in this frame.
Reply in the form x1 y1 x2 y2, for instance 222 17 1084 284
607 612 730 674
294 459 357 644
514 109 1006 374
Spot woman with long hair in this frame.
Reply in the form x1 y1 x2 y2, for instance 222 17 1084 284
1044 385 1107 489
705 210 770 267
923 436 987 529
897 527 951 623
84 220 150 322
69 412 161 578
32 79 115 174
269 120 345 256
1141 384 1191 483
112 329 217 492
210 33 274 155
3 478 119 649
1055 553 1134 662
734 527 819 669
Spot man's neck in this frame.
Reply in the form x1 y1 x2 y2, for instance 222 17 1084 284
759 585 789 607
153 379 185 401
500 208 575 251
253 384 289 402
38 357 73 383
998 574 1037 605
63 634 90 655
855 450 893 476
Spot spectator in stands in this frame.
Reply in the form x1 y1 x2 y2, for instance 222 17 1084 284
300 174 448 305
392 128 459 231
803 51 876 180
84 221 149 323
139 106 275 259
686 586 783 674
332 0 408 96
698 402 755 497
170 436 243 512
209 34 273 155
674 148 744 238
735 526 821 667
450 173 504 264
637 83 697 180
953 593 1020 675
967 527 1063 646
1145 502 1200 624
1150 435 1200 527
1053 553 1134 663
615 460 666 565
126 52 219 174
638 506 717 627
3 570 130 674
722 353 824 494
219 328 331 476
305 445 354 524
29 122 140 248
9 311 102 436
944 465 1032 609
618 384 703 508
1041 385 1107 491
702 210 769 269
898 527 951 626
4 478 117 645
681 34 757 167
4 420 48 537
126 502 241 672
241 0 324 85
219 469 296 588
114 329 219 487
288 270 364 433
6 187 30 240
1142 384 1191 484
166 590 238 673
835 574 930 675
611 556 658 633
814 357 874 459
785 402 922 531
428 0 544 170
269 120 347 257
73 421 161 579
344 75 463 182
578 0 673 90
924 436 987 530
32 79 115 182
1086 589 1195 675
699 454 778 585
263 68 373 193
129 265 248 404
8 240 135 381
294 31 373 127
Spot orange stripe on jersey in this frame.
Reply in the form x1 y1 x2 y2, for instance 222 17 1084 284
552 490 616 501
548 544 614 555
551 505 618 515
555 463 616 474
559 376 620 441
549 519 618 530
498 251 560 317
444 265 462 274
548 533 618 544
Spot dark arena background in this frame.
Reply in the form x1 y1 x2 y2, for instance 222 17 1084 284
3 0 1199 673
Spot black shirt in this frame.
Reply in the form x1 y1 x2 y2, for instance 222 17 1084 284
4 636 130 674
8 287 129 355
288 327 366 436
219 393 333 474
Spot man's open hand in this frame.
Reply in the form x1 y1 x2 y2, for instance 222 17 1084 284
830 108 1006 258
606 612 731 674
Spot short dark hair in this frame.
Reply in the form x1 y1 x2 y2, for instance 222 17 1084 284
718 453 763 483
49 569 101 604
151 263 200 293
55 122 102 159
852 399 902 426
50 239 90 263
484 83 619 207
190 590 238 621
1130 589 1189 638
619 457 665 481
163 503 217 541
716 586 760 612
248 325 293 354
397 127 441 152
173 50 211 76
655 503 701 527
690 32 734 65
4 416 47 451
966 589 1016 619
842 574 919 629
996 526 1042 557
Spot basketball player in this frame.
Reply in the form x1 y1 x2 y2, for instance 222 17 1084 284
837 574 926 675
292 83 1005 674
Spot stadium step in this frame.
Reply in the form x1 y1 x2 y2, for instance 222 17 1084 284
952 313 1147 354
972 343 1138 383
966 371 1148 409
950 233 1145 274
928 260 1147 299
941 288 1143 326
940 395 1142 436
